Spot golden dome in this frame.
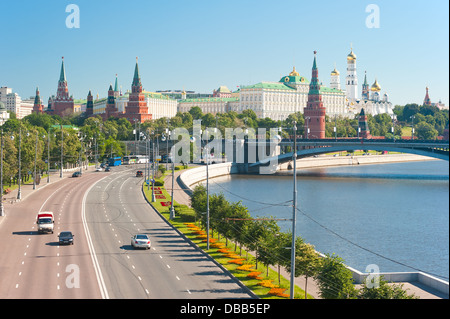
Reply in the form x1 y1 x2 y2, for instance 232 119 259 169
289 66 300 77
331 67 340 76
347 49 356 61
371 79 381 92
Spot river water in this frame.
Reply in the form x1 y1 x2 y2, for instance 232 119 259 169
206 160 449 280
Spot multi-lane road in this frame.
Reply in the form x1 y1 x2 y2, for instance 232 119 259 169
0 166 253 299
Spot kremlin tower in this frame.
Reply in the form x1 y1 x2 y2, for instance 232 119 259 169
358 108 371 139
303 51 326 139
123 57 152 123
103 83 118 120
85 90 94 117
361 71 370 100
32 87 44 114
47 57 74 117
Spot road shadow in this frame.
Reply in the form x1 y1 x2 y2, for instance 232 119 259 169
12 231 47 236
119 244 134 251
45 241 61 247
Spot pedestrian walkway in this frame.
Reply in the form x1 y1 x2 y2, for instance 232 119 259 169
164 165 447 300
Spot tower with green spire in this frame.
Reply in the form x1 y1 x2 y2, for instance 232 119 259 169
124 57 152 123
33 87 44 114
104 83 118 120
303 51 326 139
47 57 74 117
362 71 369 100
85 90 94 117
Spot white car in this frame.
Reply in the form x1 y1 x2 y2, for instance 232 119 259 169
131 234 151 249
95 167 103 172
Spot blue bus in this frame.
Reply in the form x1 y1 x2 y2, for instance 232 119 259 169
108 157 122 167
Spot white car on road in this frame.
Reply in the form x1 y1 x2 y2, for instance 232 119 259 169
131 234 151 249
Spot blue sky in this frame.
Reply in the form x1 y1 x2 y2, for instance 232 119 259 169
0 0 448 107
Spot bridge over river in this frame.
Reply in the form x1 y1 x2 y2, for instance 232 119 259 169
124 138 449 174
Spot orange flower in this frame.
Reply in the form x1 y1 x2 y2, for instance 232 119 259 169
258 280 277 288
268 288 289 298
237 264 254 271
228 259 245 265
247 271 262 280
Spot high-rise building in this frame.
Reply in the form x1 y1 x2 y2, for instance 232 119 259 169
303 51 326 139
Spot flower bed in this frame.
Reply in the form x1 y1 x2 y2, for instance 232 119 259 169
247 271 263 280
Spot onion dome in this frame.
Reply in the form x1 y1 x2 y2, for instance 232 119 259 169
371 78 381 92
289 66 300 77
347 48 356 61
331 67 340 76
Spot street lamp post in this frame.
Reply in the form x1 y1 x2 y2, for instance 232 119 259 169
305 117 310 139
410 115 415 140
33 131 38 190
290 121 298 299
205 127 210 251
17 127 22 200
60 123 64 179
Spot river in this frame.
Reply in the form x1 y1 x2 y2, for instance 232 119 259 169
205 160 449 281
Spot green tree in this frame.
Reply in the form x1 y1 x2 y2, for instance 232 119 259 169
250 218 280 275
315 253 357 299
358 277 417 299
296 243 321 299
416 121 438 140
189 106 203 120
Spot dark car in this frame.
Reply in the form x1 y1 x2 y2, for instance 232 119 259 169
72 171 82 177
58 231 74 245
105 166 111 172
136 170 143 177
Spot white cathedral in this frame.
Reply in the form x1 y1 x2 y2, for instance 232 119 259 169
334 47 394 117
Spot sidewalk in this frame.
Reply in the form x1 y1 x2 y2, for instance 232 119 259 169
164 166 447 300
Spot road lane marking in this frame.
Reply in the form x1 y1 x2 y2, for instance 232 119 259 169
82 175 110 299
